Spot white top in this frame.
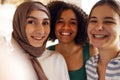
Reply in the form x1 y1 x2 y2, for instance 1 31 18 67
38 49 70 80
0 36 70 80
0 37 39 80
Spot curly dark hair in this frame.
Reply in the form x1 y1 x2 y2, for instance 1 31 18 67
47 1 88 45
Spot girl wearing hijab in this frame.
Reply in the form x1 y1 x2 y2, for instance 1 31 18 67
0 1 69 80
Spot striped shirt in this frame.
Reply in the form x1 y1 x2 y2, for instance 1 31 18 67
85 53 120 80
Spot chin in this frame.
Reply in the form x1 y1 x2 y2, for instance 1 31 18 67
33 45 42 47
93 44 102 49
31 43 43 47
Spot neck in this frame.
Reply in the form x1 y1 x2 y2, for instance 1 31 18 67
56 42 81 55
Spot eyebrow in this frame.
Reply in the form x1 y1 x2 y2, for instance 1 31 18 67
89 16 115 20
27 16 37 20
104 17 115 20
26 16 49 20
71 18 77 21
59 17 77 21
89 16 97 19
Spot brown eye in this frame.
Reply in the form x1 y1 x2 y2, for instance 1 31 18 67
27 19 36 25
56 19 64 24
104 21 115 24
70 21 77 26
57 20 63 23
42 20 50 26
89 20 97 23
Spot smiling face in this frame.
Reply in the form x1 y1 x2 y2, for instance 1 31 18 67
87 4 120 49
55 9 78 44
25 10 50 47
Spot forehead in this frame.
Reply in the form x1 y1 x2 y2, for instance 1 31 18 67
60 9 76 18
91 4 119 18
29 10 49 19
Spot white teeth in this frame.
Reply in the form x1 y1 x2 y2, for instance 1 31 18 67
32 36 43 40
61 32 70 36
94 35 105 38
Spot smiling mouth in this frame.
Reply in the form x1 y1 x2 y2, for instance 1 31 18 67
60 32 72 36
93 34 108 38
31 36 45 40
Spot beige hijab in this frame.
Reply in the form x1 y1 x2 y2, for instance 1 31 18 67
12 1 50 80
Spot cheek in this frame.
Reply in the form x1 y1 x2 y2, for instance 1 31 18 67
25 26 34 38
87 27 90 35
55 25 61 31
87 26 91 34
87 25 93 38
72 26 78 35
108 26 119 35
55 26 60 35
45 27 50 36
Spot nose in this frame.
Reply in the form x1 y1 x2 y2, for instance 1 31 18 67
96 23 103 31
63 23 70 29
36 24 44 34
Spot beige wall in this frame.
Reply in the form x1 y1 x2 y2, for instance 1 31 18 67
0 0 82 7
49 0 81 7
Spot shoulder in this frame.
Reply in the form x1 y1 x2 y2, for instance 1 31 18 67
85 54 99 80
38 50 69 80
86 54 99 65
0 37 38 80
38 49 65 63
11 38 25 53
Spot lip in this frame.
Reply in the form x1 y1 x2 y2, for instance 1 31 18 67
31 35 45 40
